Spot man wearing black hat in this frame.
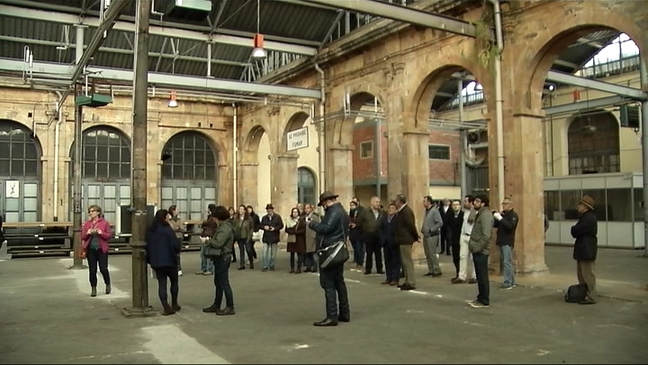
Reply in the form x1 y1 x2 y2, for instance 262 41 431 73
260 203 284 272
571 195 598 305
308 191 351 327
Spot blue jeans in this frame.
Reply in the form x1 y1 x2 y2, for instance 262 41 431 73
500 245 516 286
200 245 214 272
262 243 278 269
351 240 364 266
212 255 234 308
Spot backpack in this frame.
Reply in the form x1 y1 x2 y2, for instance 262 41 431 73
565 284 588 303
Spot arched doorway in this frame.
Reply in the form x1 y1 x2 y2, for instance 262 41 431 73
69 126 131 224
297 167 316 206
0 119 41 223
160 131 218 221
568 111 620 175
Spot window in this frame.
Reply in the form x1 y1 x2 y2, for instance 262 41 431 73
0 121 39 178
568 112 619 175
297 167 316 206
76 127 131 180
161 131 217 181
429 144 450 160
359 141 373 159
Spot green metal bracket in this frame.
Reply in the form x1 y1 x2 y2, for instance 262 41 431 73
74 94 112 107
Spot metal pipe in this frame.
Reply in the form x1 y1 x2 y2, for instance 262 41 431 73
641 59 648 256
53 91 64 222
374 98 382 198
458 79 467 197
490 0 506 204
232 103 238 207
314 62 326 194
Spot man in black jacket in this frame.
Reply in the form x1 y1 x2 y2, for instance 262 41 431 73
308 191 350 326
571 195 598 305
493 197 519 290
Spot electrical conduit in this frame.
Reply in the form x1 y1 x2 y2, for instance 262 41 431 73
314 63 326 194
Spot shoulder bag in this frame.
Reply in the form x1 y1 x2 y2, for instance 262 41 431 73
317 218 350 269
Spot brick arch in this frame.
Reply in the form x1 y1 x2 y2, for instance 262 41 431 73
411 61 491 130
242 124 268 155
280 111 310 153
333 90 385 146
522 4 647 111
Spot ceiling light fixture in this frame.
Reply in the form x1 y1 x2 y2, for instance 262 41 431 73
251 0 267 59
168 90 178 108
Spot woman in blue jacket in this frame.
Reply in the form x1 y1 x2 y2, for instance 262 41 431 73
146 209 182 316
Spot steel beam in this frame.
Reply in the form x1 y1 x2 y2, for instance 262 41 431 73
0 58 322 99
299 0 477 37
543 95 630 116
0 4 318 56
547 70 647 101
0 35 249 67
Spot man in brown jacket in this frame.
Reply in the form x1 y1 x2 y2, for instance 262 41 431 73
394 194 420 291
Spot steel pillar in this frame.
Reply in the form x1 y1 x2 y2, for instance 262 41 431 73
121 0 155 318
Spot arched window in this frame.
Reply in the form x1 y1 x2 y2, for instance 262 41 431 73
568 112 620 175
0 120 40 223
82 127 131 180
297 167 316 206
69 126 132 224
161 131 216 181
161 132 218 221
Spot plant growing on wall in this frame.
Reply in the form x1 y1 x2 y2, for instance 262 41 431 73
471 6 500 70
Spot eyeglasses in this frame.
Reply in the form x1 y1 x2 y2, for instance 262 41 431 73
89 209 97 213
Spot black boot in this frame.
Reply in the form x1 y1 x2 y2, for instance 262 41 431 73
216 307 235 316
90 287 97 297
313 318 338 326
202 304 219 313
162 303 176 316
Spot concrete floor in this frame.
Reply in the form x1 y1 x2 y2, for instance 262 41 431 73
1 246 647 364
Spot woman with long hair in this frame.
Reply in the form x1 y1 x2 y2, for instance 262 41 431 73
201 205 236 316
234 205 254 270
228 206 238 263
246 205 260 260
167 205 184 276
81 205 112 297
145 209 182 316
285 207 306 273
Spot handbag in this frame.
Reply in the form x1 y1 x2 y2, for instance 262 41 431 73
79 246 87 259
317 219 350 269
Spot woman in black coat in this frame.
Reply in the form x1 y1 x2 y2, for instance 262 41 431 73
146 209 182 316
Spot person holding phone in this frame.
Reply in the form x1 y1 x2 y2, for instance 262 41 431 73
81 205 112 297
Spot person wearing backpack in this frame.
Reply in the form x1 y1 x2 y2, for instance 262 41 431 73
201 205 236 316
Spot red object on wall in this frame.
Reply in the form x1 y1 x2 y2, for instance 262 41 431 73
572 89 581 102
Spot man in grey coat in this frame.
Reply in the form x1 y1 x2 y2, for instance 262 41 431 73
421 196 443 277
468 194 494 308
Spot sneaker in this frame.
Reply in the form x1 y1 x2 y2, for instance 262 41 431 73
499 284 515 290
203 271 213 276
195 271 205 275
468 300 489 308
178 270 183 276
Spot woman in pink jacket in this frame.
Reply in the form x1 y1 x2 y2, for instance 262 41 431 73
81 205 112 297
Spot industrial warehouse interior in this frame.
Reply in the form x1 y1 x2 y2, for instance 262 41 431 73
0 0 647 363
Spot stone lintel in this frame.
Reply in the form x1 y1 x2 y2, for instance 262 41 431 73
275 153 300 160
329 145 354 151
403 129 429 136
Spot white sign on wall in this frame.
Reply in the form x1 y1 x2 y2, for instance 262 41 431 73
6 180 19 198
287 127 309 151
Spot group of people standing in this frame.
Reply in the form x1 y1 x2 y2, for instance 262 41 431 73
76 187 600 321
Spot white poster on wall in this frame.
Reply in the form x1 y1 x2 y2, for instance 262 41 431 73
6 180 19 198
